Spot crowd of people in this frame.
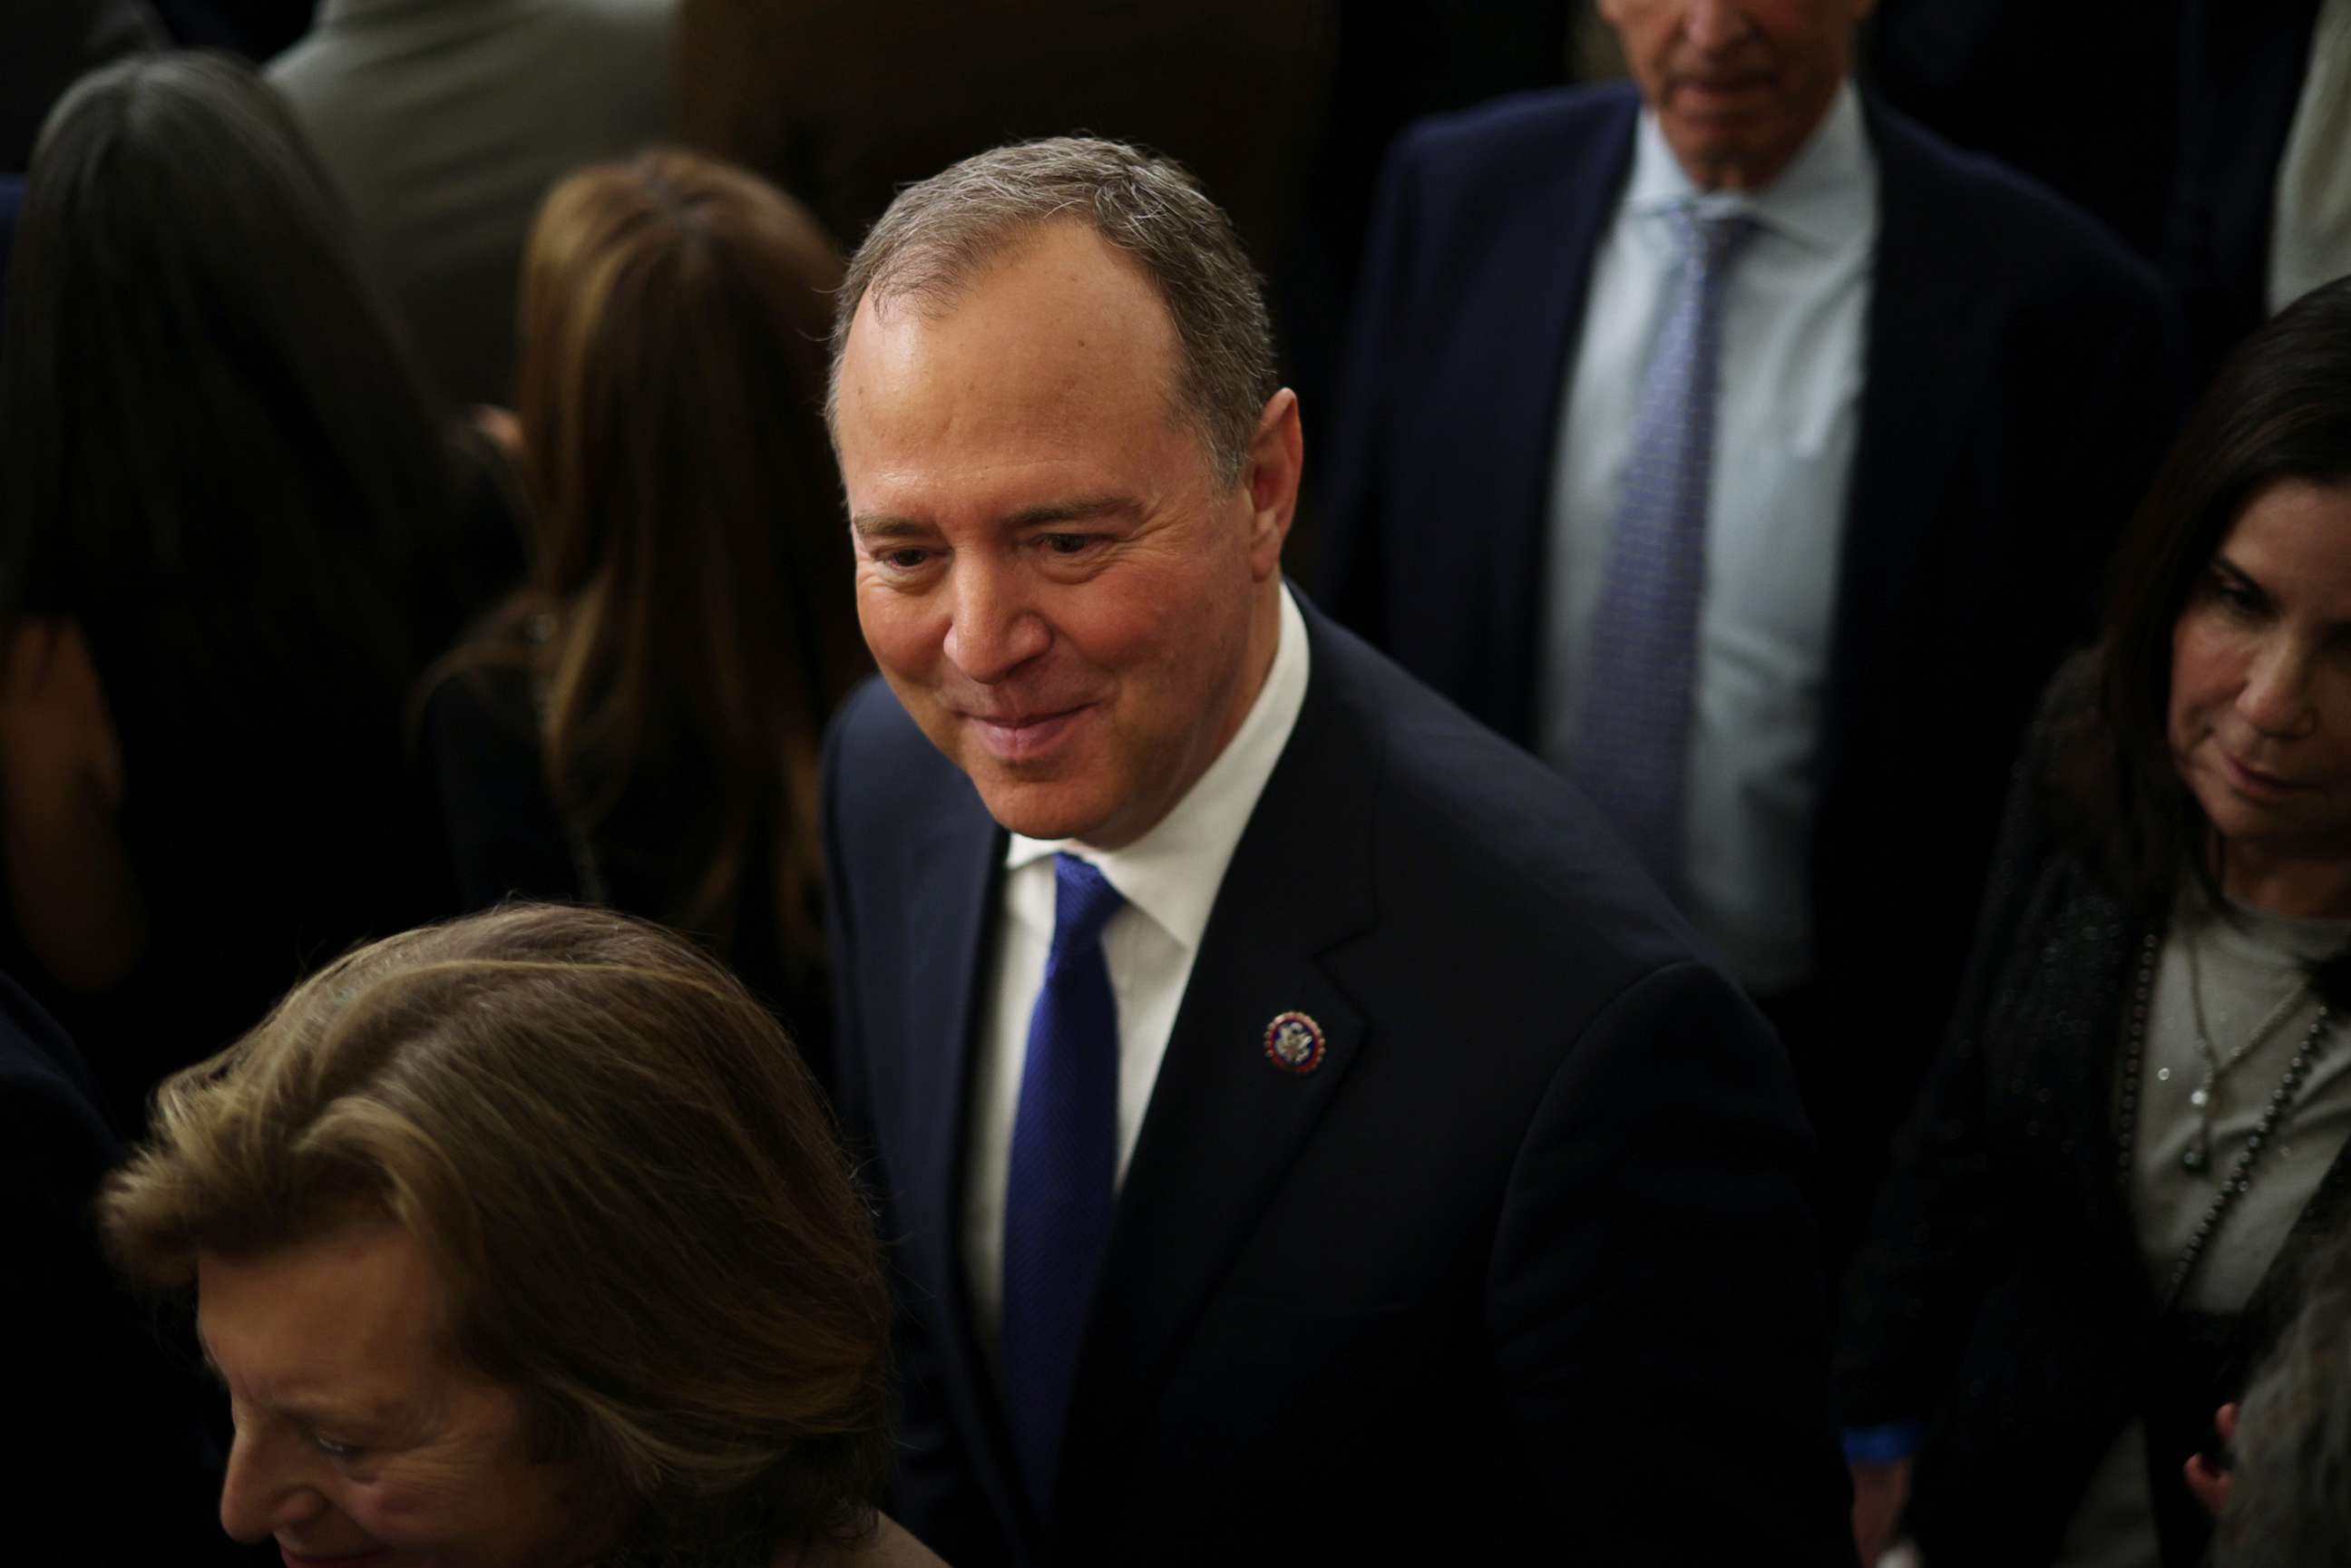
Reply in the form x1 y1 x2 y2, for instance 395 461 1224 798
5 2 2351 1565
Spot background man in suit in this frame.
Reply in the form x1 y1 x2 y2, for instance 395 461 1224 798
1321 0 2183 1268
268 0 677 409
822 136 1851 1565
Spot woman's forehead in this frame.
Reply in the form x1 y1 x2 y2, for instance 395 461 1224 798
195 1222 454 1408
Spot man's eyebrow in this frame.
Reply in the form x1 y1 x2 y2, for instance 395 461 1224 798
850 495 1144 540
1002 494 1142 528
848 514 934 541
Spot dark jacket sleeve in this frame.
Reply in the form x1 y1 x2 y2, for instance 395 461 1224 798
1834 727 2065 1428
1492 959 1858 1565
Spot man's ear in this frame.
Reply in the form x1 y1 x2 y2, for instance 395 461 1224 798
1243 388 1302 581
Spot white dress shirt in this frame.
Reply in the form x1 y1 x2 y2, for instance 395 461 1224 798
1538 83 1877 994
2268 0 2351 315
962 586 1311 1358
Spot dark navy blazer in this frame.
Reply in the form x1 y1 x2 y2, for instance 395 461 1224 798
823 598 1853 1566
1319 83 2184 1255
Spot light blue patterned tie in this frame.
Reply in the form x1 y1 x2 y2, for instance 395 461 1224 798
1575 204 1758 894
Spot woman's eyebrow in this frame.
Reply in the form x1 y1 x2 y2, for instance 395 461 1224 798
192 1329 405 1429
2210 553 2265 592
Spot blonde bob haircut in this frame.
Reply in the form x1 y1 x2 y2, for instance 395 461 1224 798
101 903 890 1565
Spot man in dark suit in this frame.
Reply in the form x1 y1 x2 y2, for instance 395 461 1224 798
822 136 1850 1565
1321 0 2182 1269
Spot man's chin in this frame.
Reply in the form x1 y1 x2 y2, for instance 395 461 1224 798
971 773 1116 846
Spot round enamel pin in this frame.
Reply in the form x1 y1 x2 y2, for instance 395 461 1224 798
1263 1011 1326 1076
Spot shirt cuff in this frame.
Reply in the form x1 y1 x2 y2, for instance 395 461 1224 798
1843 1422 1925 1465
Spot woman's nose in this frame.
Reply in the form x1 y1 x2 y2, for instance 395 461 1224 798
2237 640 2318 738
217 1426 329 1544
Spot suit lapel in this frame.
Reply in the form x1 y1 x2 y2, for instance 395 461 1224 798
1480 96 1637 742
1056 604 1380 1517
1815 100 1979 811
895 791 1031 1536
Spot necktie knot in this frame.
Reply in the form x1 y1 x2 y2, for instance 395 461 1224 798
1048 853 1124 966
1667 204 1761 275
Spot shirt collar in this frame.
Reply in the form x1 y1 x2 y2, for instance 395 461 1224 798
1005 584 1311 954
1624 80 1875 258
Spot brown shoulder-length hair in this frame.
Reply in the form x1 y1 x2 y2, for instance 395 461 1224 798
2052 277 2351 921
100 904 891 1566
448 150 866 989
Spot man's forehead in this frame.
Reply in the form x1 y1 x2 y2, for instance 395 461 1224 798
846 226 1180 385
837 235 1196 468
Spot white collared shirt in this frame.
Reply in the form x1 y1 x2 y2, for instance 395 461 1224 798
1538 83 1877 994
962 585 1311 1358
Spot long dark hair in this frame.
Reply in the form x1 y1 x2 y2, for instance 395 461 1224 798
2051 277 2351 918
0 52 457 738
438 151 863 985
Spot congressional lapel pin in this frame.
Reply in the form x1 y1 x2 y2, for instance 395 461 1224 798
1262 1011 1326 1076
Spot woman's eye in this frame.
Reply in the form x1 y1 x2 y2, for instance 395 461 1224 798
2208 574 2266 617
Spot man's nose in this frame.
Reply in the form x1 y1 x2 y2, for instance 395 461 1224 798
217 1427 329 1544
941 560 1050 683
2238 639 2319 738
1683 0 1755 50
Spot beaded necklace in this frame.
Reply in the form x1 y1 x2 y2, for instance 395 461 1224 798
2117 930 2334 1310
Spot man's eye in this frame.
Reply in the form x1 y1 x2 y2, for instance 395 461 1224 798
1041 533 1094 556
881 548 932 570
307 1432 360 1459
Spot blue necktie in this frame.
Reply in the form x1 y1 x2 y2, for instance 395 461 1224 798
1002 852 1124 1518
1575 205 1758 894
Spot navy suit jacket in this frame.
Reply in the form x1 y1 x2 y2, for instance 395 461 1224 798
823 597 1852 1566
1320 84 2183 1254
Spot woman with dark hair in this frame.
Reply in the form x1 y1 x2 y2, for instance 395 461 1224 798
1839 274 2351 1567
0 53 493 1125
102 902 943 1566
421 149 865 1069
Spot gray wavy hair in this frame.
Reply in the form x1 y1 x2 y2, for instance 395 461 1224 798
824 135 1278 485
